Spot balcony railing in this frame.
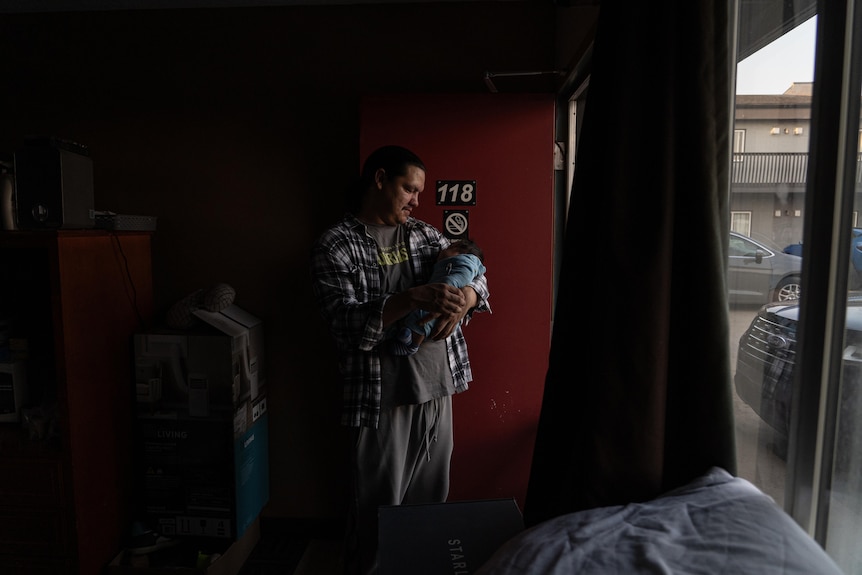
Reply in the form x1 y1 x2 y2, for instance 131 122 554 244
732 152 862 185
732 153 809 184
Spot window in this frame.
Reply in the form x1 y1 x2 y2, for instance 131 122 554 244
733 129 746 160
730 211 752 236
820 14 862 568
734 4 862 572
728 232 767 257
732 2 812 541
563 7 862 565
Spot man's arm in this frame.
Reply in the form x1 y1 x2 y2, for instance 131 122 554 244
383 283 467 328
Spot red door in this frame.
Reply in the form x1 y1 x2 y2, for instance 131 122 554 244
360 93 555 508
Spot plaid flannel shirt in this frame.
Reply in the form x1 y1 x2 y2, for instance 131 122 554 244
310 213 490 428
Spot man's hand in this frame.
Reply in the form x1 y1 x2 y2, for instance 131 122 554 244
383 284 478 340
414 283 466 315
424 286 477 340
383 283 464 329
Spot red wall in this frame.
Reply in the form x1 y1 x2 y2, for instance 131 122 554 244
360 93 555 507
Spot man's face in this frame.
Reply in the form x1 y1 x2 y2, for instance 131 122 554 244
369 164 425 226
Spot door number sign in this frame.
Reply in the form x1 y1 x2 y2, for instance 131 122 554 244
436 180 476 206
443 210 470 240
437 180 475 239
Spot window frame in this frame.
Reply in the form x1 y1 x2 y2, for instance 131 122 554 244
784 0 862 545
554 0 860 553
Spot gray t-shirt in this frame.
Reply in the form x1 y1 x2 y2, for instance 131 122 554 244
365 223 455 408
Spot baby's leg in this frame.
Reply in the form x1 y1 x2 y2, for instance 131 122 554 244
388 328 421 355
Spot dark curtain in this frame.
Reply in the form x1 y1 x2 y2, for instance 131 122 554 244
524 0 737 527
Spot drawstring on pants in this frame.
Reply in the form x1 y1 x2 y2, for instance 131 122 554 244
423 399 441 461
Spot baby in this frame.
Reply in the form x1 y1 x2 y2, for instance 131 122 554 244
388 238 486 356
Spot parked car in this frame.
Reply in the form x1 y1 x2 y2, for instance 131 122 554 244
783 228 862 288
734 295 862 456
854 230 862 281
728 231 803 305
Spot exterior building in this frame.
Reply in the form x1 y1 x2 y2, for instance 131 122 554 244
732 82 814 248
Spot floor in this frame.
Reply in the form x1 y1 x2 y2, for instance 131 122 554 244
111 519 345 574
292 539 345 575
238 518 345 575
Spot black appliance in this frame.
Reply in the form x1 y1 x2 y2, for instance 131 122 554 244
14 138 94 229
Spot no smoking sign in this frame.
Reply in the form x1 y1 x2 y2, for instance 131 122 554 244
443 210 469 240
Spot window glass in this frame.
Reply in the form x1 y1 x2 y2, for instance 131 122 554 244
733 129 746 156
732 13 816 515
827 264 862 571
730 211 752 235
734 10 862 572
728 233 763 257
824 44 862 575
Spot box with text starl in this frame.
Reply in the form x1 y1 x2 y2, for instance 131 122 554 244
133 305 265 420
378 499 524 575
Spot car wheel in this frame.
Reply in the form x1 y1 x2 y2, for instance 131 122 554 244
774 276 802 301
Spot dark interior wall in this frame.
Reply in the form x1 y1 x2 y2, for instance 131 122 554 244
0 2 568 519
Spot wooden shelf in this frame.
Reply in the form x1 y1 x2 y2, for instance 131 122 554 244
0 230 154 574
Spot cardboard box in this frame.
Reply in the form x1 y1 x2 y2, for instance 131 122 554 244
106 517 260 575
134 305 264 419
378 499 524 574
0 360 27 423
137 411 270 541
232 411 270 539
132 305 269 542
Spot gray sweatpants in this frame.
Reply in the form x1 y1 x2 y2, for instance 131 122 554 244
345 395 454 575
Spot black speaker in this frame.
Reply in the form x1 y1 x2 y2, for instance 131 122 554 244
13 138 95 229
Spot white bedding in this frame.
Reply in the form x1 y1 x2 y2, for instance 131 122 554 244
477 467 844 574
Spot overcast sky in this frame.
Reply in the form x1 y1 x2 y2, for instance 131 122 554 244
736 16 817 95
